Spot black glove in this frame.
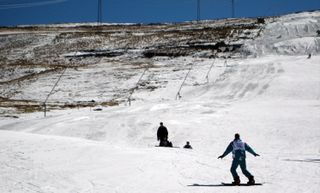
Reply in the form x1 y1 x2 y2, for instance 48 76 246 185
255 153 260 157
218 155 223 159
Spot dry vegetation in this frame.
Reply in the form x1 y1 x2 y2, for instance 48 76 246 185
0 17 264 115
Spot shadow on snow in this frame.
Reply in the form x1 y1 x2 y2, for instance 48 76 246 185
283 158 320 163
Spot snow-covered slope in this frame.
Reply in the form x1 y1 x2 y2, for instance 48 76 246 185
244 11 320 55
0 11 319 193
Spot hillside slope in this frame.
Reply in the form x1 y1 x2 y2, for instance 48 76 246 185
0 54 319 193
1 11 319 115
0 11 319 193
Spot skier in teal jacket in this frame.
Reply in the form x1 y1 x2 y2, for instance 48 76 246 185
218 133 260 185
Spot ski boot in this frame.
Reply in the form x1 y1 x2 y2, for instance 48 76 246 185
247 176 255 185
232 177 240 185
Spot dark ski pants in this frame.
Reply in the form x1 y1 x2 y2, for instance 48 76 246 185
230 158 253 179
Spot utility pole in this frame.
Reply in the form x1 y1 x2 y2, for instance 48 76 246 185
197 0 200 21
231 0 235 18
97 0 103 23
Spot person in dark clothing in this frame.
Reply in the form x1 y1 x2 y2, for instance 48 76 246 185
183 141 192 149
157 122 169 146
218 133 260 185
307 53 311 59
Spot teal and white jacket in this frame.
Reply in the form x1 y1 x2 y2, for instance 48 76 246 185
221 139 258 160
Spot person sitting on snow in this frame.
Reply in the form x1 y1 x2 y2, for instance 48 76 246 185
218 133 260 185
307 53 312 59
183 141 192 149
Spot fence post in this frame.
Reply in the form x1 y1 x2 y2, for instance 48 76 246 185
205 58 216 83
176 63 193 100
43 103 47 117
127 67 148 106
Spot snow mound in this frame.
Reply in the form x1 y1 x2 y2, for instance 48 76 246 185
243 11 320 56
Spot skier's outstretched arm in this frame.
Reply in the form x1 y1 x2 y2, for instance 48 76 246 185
245 143 260 157
218 143 233 159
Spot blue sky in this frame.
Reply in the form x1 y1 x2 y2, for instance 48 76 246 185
0 0 319 26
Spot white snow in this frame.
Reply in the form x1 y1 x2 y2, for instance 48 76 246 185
243 11 320 56
0 11 320 193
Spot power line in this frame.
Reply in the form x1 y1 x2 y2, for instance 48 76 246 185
0 0 67 10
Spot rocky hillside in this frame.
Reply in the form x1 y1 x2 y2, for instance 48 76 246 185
0 11 319 116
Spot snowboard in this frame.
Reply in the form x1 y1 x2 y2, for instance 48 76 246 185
155 145 180 148
221 182 263 186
